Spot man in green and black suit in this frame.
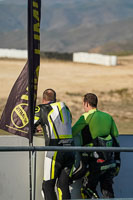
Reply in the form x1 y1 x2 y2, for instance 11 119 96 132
72 93 120 199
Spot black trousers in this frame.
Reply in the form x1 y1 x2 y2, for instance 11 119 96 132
42 151 75 200
82 166 115 199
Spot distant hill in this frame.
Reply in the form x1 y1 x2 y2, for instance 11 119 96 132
0 0 133 53
89 40 133 56
40 17 133 53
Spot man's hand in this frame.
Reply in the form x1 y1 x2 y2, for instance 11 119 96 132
36 125 42 133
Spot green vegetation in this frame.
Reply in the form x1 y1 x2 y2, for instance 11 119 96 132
65 92 82 97
108 88 129 98
106 51 133 56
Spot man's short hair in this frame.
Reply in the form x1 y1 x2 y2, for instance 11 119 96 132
43 88 56 102
83 93 98 108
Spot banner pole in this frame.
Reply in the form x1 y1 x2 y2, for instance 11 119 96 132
28 0 34 198
27 0 41 199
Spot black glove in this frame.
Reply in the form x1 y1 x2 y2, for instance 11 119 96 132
114 160 121 176
68 176 73 185
81 152 90 165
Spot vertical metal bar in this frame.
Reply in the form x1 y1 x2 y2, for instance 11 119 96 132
29 142 33 200
32 151 37 200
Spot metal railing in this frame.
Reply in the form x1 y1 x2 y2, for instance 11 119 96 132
0 145 132 200
0 146 133 152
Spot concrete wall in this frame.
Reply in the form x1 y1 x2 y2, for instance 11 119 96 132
0 135 44 200
0 136 29 200
73 52 117 66
0 49 27 59
0 135 133 199
0 48 117 67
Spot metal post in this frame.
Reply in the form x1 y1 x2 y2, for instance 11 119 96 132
29 142 33 200
32 151 37 200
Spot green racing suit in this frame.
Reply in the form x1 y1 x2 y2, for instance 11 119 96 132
72 108 120 199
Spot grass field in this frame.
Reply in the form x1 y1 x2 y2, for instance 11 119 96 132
0 56 133 135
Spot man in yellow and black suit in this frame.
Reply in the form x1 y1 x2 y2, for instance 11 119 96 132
34 88 74 200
